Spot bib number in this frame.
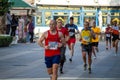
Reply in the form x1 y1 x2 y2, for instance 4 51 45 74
106 34 110 37
69 32 74 36
48 42 58 50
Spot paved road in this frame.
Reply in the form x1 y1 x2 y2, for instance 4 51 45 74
0 41 120 80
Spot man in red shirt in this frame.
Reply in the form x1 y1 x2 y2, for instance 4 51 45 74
38 20 65 80
56 18 69 74
105 24 112 50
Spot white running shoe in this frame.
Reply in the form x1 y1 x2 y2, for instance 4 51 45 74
93 56 97 59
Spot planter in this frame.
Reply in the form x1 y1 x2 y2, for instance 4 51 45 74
0 35 13 47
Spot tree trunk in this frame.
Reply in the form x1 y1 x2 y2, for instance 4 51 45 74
0 15 6 34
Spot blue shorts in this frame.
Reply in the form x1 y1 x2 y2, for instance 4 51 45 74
45 55 60 68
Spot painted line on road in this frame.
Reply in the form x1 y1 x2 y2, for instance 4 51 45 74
0 78 119 80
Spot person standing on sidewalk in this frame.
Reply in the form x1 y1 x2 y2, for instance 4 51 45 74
79 21 95 74
5 11 12 34
110 21 119 56
28 18 34 43
65 17 79 62
10 14 18 37
91 22 101 59
105 24 112 50
56 18 69 74
38 20 65 80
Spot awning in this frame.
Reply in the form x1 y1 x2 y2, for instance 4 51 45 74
9 0 33 9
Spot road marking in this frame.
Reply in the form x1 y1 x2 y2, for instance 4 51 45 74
0 78 119 80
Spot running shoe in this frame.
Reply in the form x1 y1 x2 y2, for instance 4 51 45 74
93 56 97 59
106 47 108 50
50 75 52 80
60 67 63 74
88 67 91 74
84 64 87 71
69 58 72 62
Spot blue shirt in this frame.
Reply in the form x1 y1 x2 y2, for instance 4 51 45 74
65 23 78 38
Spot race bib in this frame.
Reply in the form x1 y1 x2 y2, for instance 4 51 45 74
106 34 110 37
83 36 89 42
69 32 74 36
48 42 58 50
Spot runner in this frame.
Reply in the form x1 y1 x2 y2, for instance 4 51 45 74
105 24 112 50
79 21 95 74
56 18 69 74
38 20 65 80
65 17 79 62
110 21 119 56
91 22 101 59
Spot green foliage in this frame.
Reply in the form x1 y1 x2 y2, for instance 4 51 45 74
0 0 14 16
0 35 13 47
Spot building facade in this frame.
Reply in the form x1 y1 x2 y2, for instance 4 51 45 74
34 0 120 34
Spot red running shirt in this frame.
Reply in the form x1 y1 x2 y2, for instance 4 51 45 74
57 27 69 37
45 30 60 57
105 27 111 34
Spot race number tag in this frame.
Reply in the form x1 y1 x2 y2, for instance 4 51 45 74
106 34 110 37
69 32 74 36
48 42 58 50
83 36 89 42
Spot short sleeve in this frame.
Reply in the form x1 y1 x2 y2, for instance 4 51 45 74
74 25 79 30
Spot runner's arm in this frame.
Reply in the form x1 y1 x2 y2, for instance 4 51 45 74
79 33 82 41
58 32 65 47
38 32 49 49
75 25 80 34
90 30 96 39
65 28 70 42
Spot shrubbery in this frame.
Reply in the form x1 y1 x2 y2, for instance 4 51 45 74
0 35 13 47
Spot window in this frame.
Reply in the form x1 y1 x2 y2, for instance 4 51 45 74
36 16 42 25
45 12 51 26
73 16 80 25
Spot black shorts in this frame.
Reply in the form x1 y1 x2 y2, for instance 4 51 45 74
106 37 111 42
81 43 92 54
112 34 119 41
92 42 99 47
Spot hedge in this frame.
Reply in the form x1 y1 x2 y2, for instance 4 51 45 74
0 35 13 47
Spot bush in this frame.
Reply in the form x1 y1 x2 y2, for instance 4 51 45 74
0 35 13 47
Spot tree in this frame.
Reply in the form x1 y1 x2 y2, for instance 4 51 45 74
0 0 14 34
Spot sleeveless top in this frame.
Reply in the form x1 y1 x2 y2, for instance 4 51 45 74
105 27 111 37
45 30 60 57
81 29 92 45
57 27 69 38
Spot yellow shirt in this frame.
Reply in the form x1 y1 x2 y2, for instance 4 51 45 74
91 27 101 42
81 29 92 45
